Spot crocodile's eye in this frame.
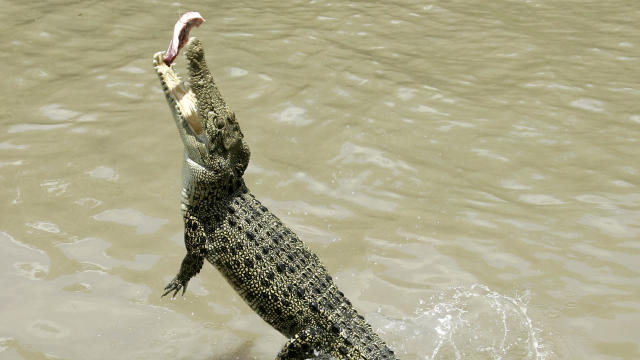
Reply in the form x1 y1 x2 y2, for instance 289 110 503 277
210 111 225 129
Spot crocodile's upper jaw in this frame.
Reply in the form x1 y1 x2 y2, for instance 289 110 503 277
154 37 250 182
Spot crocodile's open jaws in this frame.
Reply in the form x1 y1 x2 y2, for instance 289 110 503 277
153 11 205 137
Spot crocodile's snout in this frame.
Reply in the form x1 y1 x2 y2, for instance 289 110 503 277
184 37 206 64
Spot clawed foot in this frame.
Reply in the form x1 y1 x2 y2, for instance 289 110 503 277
162 276 188 298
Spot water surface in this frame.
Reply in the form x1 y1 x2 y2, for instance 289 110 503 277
1 1 639 359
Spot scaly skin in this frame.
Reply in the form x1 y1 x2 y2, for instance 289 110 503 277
154 37 398 360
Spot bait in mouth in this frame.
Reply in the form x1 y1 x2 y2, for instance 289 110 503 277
163 11 205 66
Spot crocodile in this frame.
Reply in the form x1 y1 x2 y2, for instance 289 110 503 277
153 16 399 360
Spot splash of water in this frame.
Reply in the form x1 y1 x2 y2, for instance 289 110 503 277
369 284 551 360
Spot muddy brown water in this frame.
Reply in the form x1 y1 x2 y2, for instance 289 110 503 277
1 1 639 359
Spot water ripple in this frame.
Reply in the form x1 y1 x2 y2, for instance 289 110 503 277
329 142 415 174
39 104 80 121
271 103 312 126
57 237 159 270
92 208 168 235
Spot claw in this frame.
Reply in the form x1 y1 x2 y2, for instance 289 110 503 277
161 285 177 298
161 276 187 298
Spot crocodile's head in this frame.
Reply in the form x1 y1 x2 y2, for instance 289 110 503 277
154 37 250 187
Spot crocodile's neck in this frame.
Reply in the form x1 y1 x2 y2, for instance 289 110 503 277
180 156 244 211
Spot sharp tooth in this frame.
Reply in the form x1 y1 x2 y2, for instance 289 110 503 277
154 56 203 135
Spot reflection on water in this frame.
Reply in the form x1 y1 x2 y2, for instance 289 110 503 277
1 0 640 359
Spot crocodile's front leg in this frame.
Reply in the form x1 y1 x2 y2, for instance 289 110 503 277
162 214 206 298
162 251 204 297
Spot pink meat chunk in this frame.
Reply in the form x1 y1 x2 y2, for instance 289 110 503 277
163 12 205 65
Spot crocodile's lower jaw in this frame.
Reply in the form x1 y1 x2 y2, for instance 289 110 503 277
153 51 203 135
